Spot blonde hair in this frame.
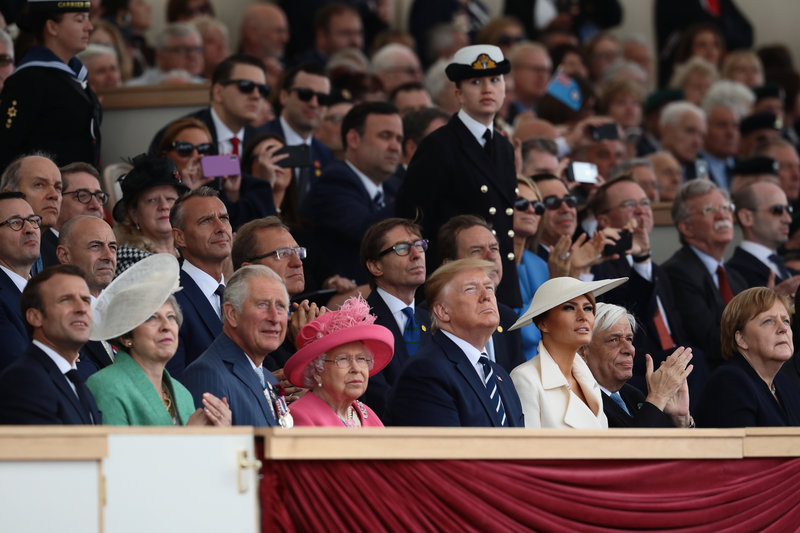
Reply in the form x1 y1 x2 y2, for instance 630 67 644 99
720 287 792 360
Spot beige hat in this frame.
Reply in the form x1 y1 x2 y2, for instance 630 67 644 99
510 276 628 331
90 254 181 341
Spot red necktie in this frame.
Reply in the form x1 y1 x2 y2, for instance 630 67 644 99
706 0 721 16
716 265 734 304
653 306 675 351
230 137 240 155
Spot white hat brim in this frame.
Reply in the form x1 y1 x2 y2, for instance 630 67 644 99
509 276 628 331
89 254 181 341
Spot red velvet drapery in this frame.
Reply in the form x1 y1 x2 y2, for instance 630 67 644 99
261 457 800 532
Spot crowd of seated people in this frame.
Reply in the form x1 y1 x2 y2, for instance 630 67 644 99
1 0 800 431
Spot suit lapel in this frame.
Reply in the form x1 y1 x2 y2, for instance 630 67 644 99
437 334 501 427
223 345 276 425
32 346 89 423
180 271 222 337
368 292 409 363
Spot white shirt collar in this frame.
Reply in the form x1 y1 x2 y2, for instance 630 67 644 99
739 240 782 272
345 159 383 199
441 329 487 381
182 260 225 316
33 339 77 373
376 287 414 331
210 107 244 155
279 115 312 145
458 109 493 146
689 244 725 287
0 265 28 292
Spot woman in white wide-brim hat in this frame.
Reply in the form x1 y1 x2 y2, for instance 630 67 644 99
509 276 627 428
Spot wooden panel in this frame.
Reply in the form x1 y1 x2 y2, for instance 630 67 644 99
97 84 211 110
744 427 800 457
0 427 107 460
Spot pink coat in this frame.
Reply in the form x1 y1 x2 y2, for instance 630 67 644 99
291 392 384 427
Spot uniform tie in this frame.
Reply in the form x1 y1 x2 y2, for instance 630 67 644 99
483 128 493 158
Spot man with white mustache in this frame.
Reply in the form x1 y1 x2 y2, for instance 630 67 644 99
663 180 747 370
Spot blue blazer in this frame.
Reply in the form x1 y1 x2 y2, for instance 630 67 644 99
301 160 398 283
0 270 29 371
362 290 431 418
180 332 280 426
0 344 101 424
170 270 223 379
386 332 524 427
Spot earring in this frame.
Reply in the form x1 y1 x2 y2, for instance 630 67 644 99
317 382 322 388
135 222 141 231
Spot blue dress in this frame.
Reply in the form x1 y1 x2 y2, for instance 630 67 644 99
514 249 549 359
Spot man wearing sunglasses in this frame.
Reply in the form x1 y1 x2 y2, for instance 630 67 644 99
397 44 521 309
729 180 800 292
258 62 333 201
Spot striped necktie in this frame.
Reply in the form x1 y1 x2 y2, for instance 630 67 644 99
479 355 507 427
401 307 421 355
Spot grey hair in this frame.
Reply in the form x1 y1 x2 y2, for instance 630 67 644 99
77 43 118 64
659 101 706 130
371 43 418 74
521 137 558 159
0 29 14 59
302 354 327 388
157 22 202 50
326 47 369 74
426 23 460 65
169 186 219 231
193 15 229 43
669 55 718 90
701 80 754 119
223 265 288 317
671 179 727 225
609 157 653 181
424 58 450 103
599 60 647 86
593 302 636 338
0 151 57 191
117 294 184 345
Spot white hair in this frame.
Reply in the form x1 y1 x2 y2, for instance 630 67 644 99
371 43 418 74
77 43 117 64
0 29 13 59
157 22 202 50
659 100 706 129
669 55 718 89
593 302 637 337
701 80 755 119
424 57 450 102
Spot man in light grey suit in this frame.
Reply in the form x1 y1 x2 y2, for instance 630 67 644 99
181 265 289 426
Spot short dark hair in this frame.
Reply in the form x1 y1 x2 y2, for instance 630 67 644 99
60 162 101 191
389 81 426 104
437 214 492 265
241 132 285 176
0 191 26 202
231 216 290 270
588 175 637 217
211 54 265 86
360 218 422 289
341 101 400 149
402 107 450 153
169 186 220 231
313 2 359 33
21 265 86 337
280 62 327 93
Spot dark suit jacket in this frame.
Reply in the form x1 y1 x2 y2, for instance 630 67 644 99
0 344 101 424
396 114 521 308
602 384 674 428
148 107 258 157
504 0 622 41
663 245 746 370
386 332 524 427
40 228 59 268
495 302 526 374
0 270 29 371
76 340 115 381
362 290 431 418
257 117 334 178
302 160 398 283
170 269 223 379
726 247 788 289
180 332 280 426
696 353 800 427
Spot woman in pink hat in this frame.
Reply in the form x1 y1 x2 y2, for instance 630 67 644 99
283 297 394 427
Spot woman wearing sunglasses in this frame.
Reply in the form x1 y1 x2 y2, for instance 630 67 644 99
513 176 550 359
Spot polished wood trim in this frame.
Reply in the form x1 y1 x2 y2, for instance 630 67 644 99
97 84 210 109
0 427 108 460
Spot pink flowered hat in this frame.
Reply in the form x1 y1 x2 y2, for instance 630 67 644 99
284 296 395 387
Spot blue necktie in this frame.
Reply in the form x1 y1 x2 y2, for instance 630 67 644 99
769 253 792 280
401 307 421 355
253 366 266 388
479 355 507 427
610 391 631 416
31 255 43 276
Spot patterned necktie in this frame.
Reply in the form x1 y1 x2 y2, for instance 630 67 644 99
214 284 225 318
479 355 507 427
401 307 421 355
769 253 792 280
230 136 240 155
716 265 734 304
253 366 266 388
65 369 95 424
373 190 385 209
610 391 631 416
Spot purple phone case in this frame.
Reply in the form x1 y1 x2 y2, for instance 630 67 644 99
201 155 240 177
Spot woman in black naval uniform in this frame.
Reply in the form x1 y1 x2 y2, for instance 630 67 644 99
0 0 101 170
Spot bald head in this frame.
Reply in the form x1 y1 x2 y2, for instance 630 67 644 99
57 216 117 296
240 3 289 60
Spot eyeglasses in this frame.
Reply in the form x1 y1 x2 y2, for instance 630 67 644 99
170 140 214 157
378 239 428 257
0 54 13 67
543 194 578 210
324 355 375 369
163 45 203 55
220 79 270 99
290 87 330 106
514 197 545 214
63 189 109 206
693 203 735 216
246 247 307 262
617 198 652 210
765 204 795 216
0 214 42 231
497 34 524 46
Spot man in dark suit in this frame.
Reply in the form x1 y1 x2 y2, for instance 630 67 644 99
149 54 267 156
0 265 101 425
437 215 526 374
728 180 800 293
56 216 117 379
360 218 431 418
663 179 747 370
181 265 289 426
257 62 334 200
303 101 403 284
169 187 233 378
0 192 40 371
396 44 521 309
387 259 524 427
0 154 63 269
580 302 694 428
